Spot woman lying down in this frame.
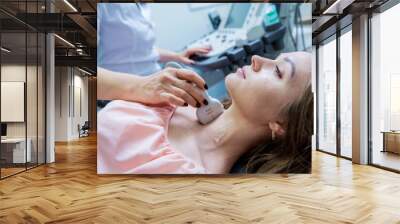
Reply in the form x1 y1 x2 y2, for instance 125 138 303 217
97 52 313 174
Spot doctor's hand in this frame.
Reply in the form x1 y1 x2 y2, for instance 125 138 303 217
138 67 208 107
177 46 212 64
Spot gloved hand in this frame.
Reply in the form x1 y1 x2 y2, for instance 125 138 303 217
176 46 212 64
137 67 209 107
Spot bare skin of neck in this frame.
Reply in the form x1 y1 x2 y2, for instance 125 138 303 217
168 105 270 174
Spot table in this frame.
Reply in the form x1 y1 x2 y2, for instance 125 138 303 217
1 138 31 164
381 131 400 154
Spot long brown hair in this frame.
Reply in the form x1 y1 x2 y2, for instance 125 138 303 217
227 85 313 173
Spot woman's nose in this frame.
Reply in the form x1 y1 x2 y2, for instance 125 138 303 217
251 55 262 72
251 55 275 73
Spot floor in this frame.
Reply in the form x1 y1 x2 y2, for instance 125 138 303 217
372 150 400 171
1 163 43 178
0 135 400 223
0 167 25 178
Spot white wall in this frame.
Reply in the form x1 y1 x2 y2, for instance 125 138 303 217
54 67 89 141
1 63 46 164
1 65 38 138
150 3 231 51
55 67 68 141
71 73 89 138
1 65 25 129
1 82 24 122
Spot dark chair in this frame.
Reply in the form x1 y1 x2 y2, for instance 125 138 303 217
79 121 90 138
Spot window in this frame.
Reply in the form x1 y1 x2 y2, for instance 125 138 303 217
0 1 47 179
317 36 337 154
370 3 400 171
339 28 352 158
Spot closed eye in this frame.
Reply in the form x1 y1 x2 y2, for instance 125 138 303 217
275 65 282 79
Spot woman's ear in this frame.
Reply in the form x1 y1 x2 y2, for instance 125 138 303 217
268 122 286 137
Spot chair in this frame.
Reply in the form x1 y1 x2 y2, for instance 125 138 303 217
79 121 90 138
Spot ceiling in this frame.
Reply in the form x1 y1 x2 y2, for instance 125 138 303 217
1 0 395 73
0 0 97 73
311 0 392 44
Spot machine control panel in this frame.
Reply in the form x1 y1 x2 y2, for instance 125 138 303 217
187 3 272 58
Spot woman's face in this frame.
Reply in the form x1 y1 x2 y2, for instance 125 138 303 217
225 52 311 124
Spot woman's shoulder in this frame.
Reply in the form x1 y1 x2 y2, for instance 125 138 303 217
97 100 206 174
98 100 175 140
100 100 175 116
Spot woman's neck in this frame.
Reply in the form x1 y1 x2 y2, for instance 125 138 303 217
196 105 269 173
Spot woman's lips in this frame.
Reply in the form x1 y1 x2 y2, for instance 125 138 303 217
237 68 246 79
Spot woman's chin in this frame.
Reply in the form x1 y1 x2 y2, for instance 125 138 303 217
226 72 239 83
225 73 241 89
225 75 234 92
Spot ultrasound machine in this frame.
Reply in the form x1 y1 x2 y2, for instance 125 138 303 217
188 4 268 58
186 3 286 74
182 3 287 102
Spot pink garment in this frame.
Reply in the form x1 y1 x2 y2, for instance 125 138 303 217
97 100 207 174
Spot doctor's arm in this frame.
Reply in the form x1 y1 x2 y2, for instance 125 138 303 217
157 47 211 65
97 67 207 107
